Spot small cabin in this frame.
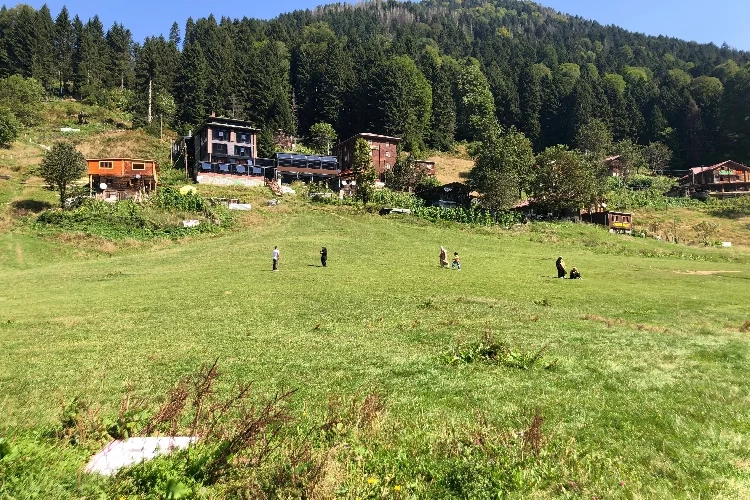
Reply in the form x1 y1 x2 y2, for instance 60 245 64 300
87 158 158 201
583 210 632 234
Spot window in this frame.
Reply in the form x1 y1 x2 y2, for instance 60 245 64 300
99 161 113 169
212 143 228 155
234 145 250 157
386 142 390 147
385 163 391 169
238 131 252 143
132 162 145 170
385 151 390 158
214 128 230 141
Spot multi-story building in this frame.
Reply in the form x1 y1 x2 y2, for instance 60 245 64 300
177 115 261 180
334 133 401 182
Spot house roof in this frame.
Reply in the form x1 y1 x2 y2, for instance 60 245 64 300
679 160 750 180
336 132 402 146
193 116 260 135
86 158 156 163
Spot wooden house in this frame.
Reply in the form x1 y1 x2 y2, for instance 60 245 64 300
414 160 436 177
678 160 750 198
334 133 401 183
603 155 623 177
87 158 158 201
582 211 632 233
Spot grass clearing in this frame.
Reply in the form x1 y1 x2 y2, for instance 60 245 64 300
1 206 750 497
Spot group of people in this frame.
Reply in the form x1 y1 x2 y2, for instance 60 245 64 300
271 245 328 271
439 246 461 270
272 245 580 279
555 256 582 279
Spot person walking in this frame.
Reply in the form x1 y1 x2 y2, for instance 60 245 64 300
272 246 280 271
439 246 449 268
320 247 328 267
555 256 566 278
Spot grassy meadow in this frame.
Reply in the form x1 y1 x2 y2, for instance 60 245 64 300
1 203 749 498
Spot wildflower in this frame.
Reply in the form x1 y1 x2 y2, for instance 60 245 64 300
619 481 625 486
367 477 377 485
394 485 402 491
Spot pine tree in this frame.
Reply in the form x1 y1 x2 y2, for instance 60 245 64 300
518 66 542 149
169 22 181 48
32 5 56 91
176 41 208 126
54 6 74 95
105 23 134 90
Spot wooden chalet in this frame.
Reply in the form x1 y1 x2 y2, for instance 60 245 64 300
334 133 400 183
582 210 633 234
603 155 623 177
87 158 158 201
678 160 750 198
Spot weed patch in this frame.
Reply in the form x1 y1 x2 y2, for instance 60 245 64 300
444 331 554 370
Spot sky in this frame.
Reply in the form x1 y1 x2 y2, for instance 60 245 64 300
24 0 750 51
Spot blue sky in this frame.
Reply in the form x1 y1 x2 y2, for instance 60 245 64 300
24 0 750 51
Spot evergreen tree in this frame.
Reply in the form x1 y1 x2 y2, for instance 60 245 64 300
105 23 134 89
175 41 208 126
368 55 432 152
455 58 496 141
169 22 181 48
32 5 56 90
518 66 542 149
54 6 74 95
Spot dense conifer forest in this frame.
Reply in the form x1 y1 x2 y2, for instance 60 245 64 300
1 0 749 170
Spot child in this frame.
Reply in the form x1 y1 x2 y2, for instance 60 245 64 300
569 267 582 279
451 252 461 270
320 247 328 267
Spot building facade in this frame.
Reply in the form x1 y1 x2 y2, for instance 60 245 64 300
178 116 260 180
679 161 750 197
334 133 401 182
87 158 158 201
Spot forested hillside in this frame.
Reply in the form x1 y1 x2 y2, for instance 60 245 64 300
1 0 749 170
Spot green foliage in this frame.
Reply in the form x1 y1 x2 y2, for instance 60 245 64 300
38 142 87 207
468 123 535 210
456 58 496 141
412 205 522 228
353 138 376 205
531 145 606 213
0 75 45 126
308 122 337 155
444 333 552 370
152 186 208 212
0 106 20 148
35 197 230 240
694 220 719 244
574 118 612 161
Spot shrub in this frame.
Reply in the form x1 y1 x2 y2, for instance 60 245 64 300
0 106 20 148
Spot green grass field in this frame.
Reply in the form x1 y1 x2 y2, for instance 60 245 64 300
1 204 750 498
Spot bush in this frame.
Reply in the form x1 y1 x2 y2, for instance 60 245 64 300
0 106 20 148
36 197 230 240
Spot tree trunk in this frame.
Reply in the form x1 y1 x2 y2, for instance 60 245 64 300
148 78 153 124
59 185 66 208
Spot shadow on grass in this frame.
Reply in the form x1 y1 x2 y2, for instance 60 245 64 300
11 199 53 213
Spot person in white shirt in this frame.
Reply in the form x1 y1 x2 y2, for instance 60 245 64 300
272 246 280 271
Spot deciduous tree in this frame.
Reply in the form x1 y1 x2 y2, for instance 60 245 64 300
38 142 86 207
530 145 606 213
353 137 376 204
